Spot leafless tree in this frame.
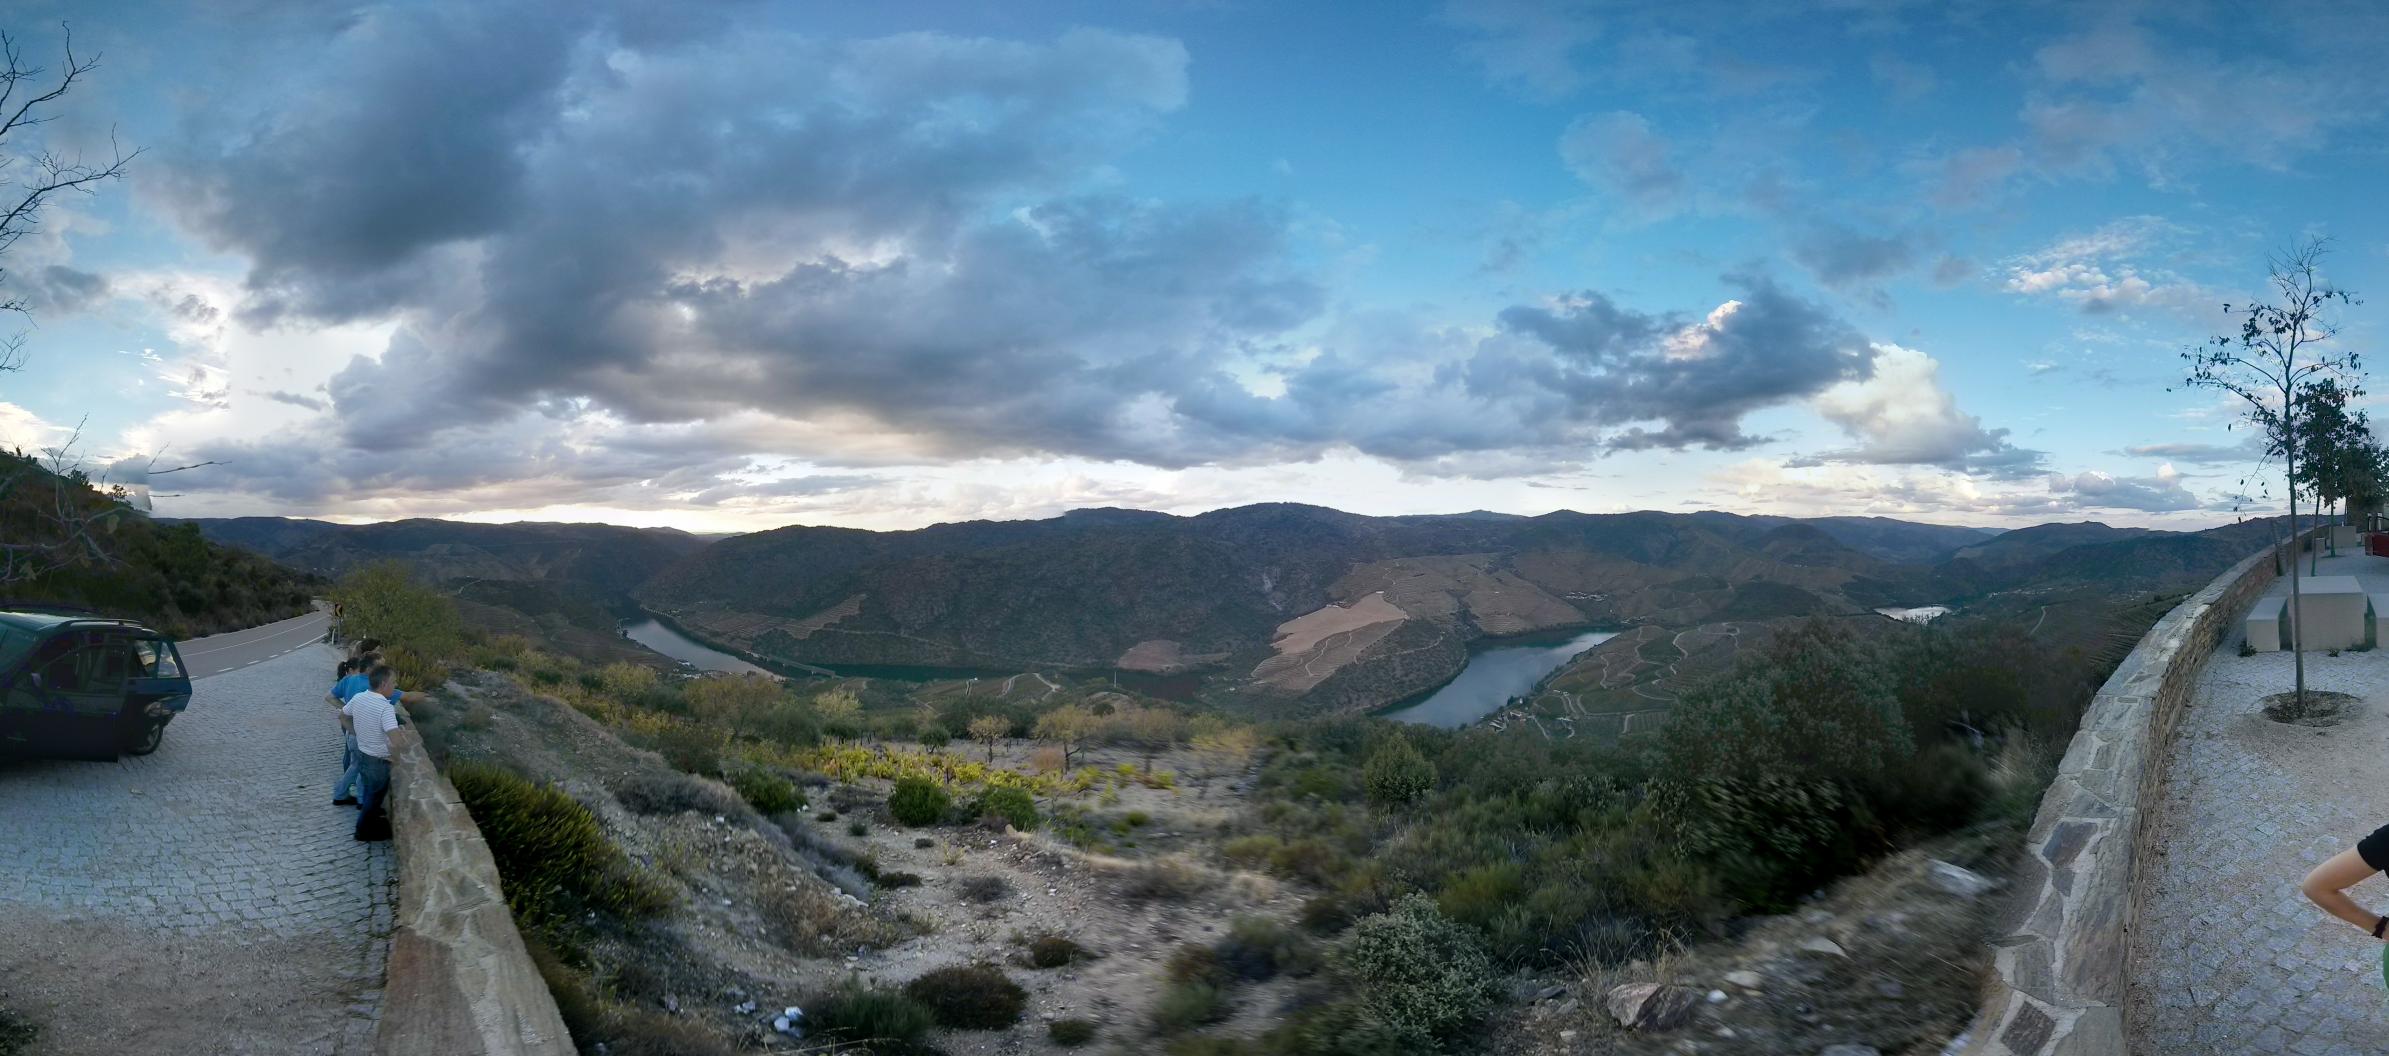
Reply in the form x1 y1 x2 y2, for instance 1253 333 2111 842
2182 238 2364 705
0 23 138 586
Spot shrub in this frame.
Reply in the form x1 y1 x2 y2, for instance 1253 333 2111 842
1026 934 1090 968
1164 943 1230 986
1215 915 1314 981
1150 982 1230 1034
530 668 566 687
1049 1018 1098 1046
0 1008 34 1056
903 964 1028 1030
878 871 923 888
1362 733 1434 805
1122 856 1211 902
609 771 740 817
806 985 935 1049
957 874 1013 903
448 762 671 943
914 837 936 849
643 724 721 776
847 820 869 838
730 768 804 815
1221 833 1282 868
1125 810 1152 827
969 786 1039 831
1334 894 1500 1042
817 810 840 822
889 777 953 827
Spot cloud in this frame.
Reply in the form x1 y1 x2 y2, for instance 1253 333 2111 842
1790 222 1922 288
1493 275 1875 452
261 390 327 411
2000 216 2220 318
2053 464 2199 512
1797 344 2042 475
1441 0 1602 99
1870 54 1937 101
1934 145 2023 208
0 402 69 454
1558 110 1685 217
2122 440 2259 464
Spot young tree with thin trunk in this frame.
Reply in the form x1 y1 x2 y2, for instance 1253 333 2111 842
967 715 1008 764
2181 239 2363 705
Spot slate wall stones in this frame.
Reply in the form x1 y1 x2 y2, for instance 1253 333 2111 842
1960 540 2288 1056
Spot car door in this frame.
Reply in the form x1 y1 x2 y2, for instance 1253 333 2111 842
30 631 135 757
128 636 193 717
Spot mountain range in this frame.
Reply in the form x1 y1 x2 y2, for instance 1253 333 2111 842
183 506 2291 716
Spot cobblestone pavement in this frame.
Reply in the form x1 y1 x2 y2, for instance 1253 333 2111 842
0 625 391 1055
2130 551 2389 1054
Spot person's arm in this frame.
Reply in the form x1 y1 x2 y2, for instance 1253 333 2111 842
2303 848 2386 937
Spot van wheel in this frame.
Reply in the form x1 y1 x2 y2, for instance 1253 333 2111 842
124 718 167 756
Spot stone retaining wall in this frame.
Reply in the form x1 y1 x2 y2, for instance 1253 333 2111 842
373 719 574 1056
1962 541 2289 1056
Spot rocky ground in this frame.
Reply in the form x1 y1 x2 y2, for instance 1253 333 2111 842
414 674 1300 1053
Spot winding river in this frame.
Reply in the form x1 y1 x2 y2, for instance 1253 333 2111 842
621 618 773 676
1384 629 1619 728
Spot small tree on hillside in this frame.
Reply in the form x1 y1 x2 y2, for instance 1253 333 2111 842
1033 704 1100 770
2182 238 2362 705
1362 730 1435 805
967 715 1008 763
330 561 463 688
2293 378 2383 530
685 674 784 745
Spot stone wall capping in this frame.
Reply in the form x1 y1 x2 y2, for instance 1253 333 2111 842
373 710 574 1056
1960 536 2298 1056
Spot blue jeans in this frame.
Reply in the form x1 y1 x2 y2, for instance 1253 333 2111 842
355 755 392 837
334 733 361 801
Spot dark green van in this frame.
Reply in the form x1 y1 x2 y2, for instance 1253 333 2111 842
0 611 193 759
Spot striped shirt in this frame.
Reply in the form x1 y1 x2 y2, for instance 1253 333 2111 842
344 691 400 759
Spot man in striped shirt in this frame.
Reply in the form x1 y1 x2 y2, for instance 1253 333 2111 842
342 665 401 843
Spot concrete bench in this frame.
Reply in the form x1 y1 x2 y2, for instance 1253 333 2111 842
2248 598 2284 652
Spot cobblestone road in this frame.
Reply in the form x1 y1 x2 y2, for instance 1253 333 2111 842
2130 551 2389 1054
0 623 392 1055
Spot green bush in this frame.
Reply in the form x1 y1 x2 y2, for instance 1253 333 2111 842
958 874 1012 903
1334 894 1499 1043
847 820 869 838
902 964 1028 1030
609 771 740 817
1027 934 1090 968
1215 915 1315 981
969 785 1040 831
888 777 952 827
730 769 804 815
1362 733 1434 805
806 985 935 1049
1049 1018 1098 1046
643 724 721 776
448 762 672 945
1150 981 1230 1034
0 1007 34 1056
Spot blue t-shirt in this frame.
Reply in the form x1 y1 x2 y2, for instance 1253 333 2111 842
332 674 401 705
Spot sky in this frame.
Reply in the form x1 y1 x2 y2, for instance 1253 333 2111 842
2 0 2385 533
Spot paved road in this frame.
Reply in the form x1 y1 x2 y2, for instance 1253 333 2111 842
2128 550 2389 1054
0 610 392 1055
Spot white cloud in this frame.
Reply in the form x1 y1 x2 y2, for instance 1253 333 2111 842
1798 344 2040 475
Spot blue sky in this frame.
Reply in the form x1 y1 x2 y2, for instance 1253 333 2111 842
2 0 2383 531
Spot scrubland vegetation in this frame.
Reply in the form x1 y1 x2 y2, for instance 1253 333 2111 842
349 557 2134 1055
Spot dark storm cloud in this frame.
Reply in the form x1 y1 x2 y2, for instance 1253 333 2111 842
1790 223 1922 288
1491 277 1877 451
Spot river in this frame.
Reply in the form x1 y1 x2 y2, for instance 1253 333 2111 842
1384 629 1619 729
621 618 774 676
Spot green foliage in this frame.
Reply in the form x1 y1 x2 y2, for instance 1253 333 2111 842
1214 916 1316 981
1048 1018 1098 1046
608 771 740 817
968 785 1040 831
1026 934 1090 968
847 820 869 837
888 776 952 826
332 561 466 688
0 1005 33 1056
806 985 936 1050
729 768 804 815
1361 732 1434 805
1334 894 1500 1043
1150 981 1231 1034
642 724 722 776
448 762 670 947
901 964 1028 1030
1664 618 1910 787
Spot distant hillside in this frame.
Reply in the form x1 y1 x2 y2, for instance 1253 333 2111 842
3 454 313 637
183 517 712 660
635 504 1987 715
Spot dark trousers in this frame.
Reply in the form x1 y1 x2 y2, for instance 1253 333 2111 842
355 754 392 839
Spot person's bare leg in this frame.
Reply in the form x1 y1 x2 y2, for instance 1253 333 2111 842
2302 849 2385 936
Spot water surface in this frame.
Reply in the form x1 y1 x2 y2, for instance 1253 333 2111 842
1385 629 1618 728
622 618 773 676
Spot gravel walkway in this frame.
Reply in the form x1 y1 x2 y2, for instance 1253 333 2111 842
0 632 392 1055
2129 550 2389 1054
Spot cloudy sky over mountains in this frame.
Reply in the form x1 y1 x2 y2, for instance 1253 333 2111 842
3 0 2384 530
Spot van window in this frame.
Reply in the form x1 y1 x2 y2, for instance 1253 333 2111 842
135 639 183 678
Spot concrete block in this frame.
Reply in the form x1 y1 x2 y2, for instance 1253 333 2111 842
2284 575 2367 652
2246 600 2283 652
